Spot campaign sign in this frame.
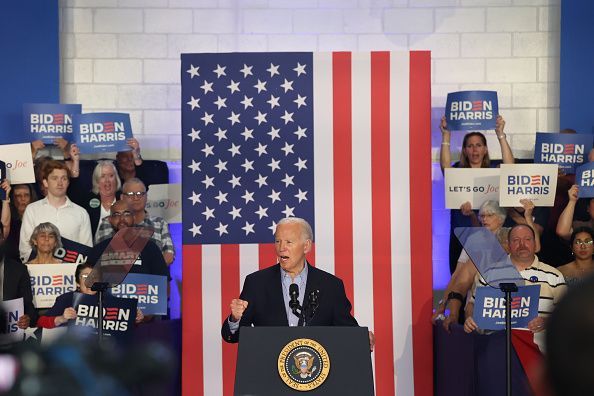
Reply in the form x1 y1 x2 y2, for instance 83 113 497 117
27 264 77 309
534 132 592 175
474 285 541 330
0 298 24 344
0 143 36 184
576 162 594 198
446 91 498 131
146 183 181 223
110 274 167 315
23 103 82 143
73 113 133 154
444 168 500 209
27 237 92 264
0 160 5 201
72 293 137 340
499 164 558 207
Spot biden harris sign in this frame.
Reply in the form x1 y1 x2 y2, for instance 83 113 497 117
499 164 558 207
534 132 592 175
446 91 498 131
73 113 133 154
23 103 82 143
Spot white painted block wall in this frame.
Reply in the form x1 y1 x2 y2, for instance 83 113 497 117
59 0 561 162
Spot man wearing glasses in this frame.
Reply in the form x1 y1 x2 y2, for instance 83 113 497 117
88 200 169 279
95 178 175 265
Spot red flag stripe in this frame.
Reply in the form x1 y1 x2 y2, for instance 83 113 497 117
182 245 203 395
220 245 239 396
371 51 395 396
409 50 433 396
332 52 355 310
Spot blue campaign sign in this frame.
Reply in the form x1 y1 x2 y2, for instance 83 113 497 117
109 273 168 315
576 162 594 198
445 91 498 131
534 132 592 174
0 161 5 201
72 292 137 341
23 103 82 143
73 112 133 154
473 284 541 330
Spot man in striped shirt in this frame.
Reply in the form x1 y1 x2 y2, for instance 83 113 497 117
464 224 566 351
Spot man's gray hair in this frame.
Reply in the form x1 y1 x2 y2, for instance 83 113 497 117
276 217 313 241
479 200 507 224
122 177 146 193
91 160 122 195
29 222 63 250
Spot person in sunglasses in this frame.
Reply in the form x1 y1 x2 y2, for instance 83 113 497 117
94 179 175 265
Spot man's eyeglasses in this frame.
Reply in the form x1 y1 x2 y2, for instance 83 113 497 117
110 211 133 219
574 239 594 246
123 191 146 199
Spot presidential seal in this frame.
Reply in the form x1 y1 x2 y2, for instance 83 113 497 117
278 338 330 391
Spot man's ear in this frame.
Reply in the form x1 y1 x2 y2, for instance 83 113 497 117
304 239 312 254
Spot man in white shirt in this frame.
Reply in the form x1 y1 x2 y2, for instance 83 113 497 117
19 160 92 262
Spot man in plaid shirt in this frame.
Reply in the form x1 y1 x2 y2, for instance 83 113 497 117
95 178 175 265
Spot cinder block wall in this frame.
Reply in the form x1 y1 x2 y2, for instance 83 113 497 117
60 0 560 162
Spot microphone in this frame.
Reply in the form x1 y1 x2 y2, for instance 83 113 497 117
289 283 301 316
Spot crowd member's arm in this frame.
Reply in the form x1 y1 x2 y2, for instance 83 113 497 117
517 199 541 253
66 143 81 179
460 201 480 227
1 180 10 238
556 185 578 240
463 274 481 334
161 221 175 265
495 115 514 164
37 307 77 329
432 259 477 332
439 116 452 172
128 138 143 167
79 212 93 248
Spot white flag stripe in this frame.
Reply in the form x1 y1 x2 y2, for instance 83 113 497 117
239 244 259 290
313 52 335 275
350 51 377 385
389 52 415 395
351 52 375 326
201 245 223 396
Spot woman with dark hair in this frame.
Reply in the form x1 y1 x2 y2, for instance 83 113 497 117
557 226 594 286
36 262 144 329
4 184 37 261
439 115 514 274
36 263 95 329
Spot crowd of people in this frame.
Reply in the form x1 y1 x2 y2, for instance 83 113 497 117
0 138 174 332
433 114 594 345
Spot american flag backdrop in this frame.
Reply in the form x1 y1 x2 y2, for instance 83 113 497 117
181 51 432 396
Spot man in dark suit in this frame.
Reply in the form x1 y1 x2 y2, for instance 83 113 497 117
221 217 374 349
1 230 37 328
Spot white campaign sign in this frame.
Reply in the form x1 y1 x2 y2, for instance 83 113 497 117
499 164 558 207
444 168 500 209
0 298 24 344
0 143 35 184
146 183 181 223
27 264 77 308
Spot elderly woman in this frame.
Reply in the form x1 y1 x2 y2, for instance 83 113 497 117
85 160 122 239
432 199 540 331
557 227 594 286
440 115 515 275
27 222 62 264
4 184 37 261
36 262 144 328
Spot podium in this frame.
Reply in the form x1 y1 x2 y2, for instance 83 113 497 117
234 326 374 396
